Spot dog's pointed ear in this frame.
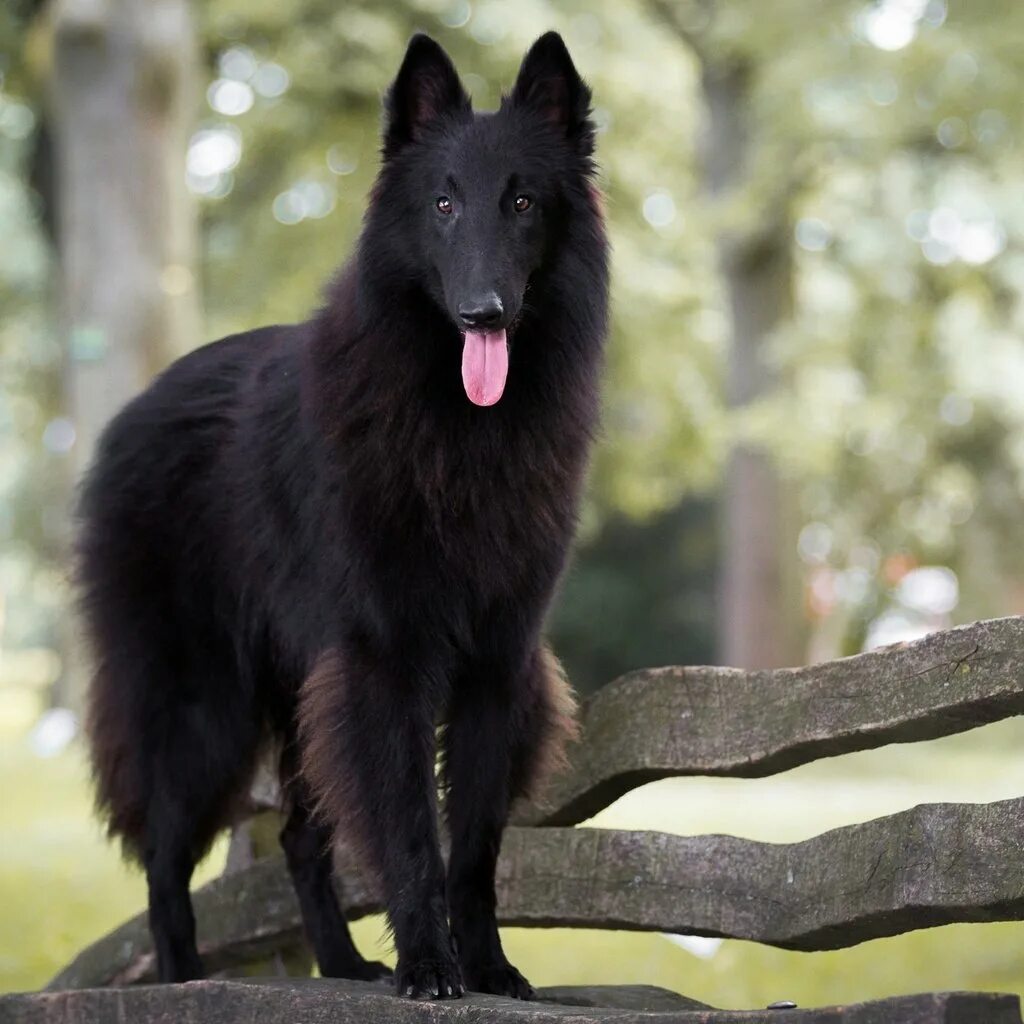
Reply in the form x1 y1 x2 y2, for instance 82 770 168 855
511 32 594 155
384 34 470 156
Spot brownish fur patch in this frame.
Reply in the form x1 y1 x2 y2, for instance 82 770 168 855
85 659 148 858
519 646 579 804
297 649 352 822
297 649 380 884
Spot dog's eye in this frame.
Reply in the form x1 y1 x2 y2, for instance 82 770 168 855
514 195 532 213
436 196 453 215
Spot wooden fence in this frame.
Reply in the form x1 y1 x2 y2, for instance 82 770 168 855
5 616 1024 1023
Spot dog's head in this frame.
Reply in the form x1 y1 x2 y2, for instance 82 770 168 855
368 32 597 406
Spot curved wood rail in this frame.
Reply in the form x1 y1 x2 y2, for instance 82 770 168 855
515 617 1024 826
49 796 1024 990
497 797 1024 949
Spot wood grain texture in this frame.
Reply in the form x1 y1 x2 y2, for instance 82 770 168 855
515 617 1024 825
6 979 1022 1024
49 796 1024 989
496 798 1024 949
47 856 321 990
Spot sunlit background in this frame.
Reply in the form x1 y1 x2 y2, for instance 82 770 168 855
3 0 1024 1009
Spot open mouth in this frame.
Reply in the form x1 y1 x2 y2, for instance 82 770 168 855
461 328 509 407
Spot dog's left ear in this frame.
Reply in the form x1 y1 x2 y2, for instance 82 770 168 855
384 34 470 156
511 32 594 156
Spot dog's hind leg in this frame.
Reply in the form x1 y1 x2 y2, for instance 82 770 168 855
139 712 261 982
278 743 391 982
139 708 261 982
89 642 263 983
142 801 206 982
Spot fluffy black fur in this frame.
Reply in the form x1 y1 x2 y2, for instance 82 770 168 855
77 31 607 999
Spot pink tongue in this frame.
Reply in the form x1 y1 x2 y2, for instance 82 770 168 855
461 329 508 407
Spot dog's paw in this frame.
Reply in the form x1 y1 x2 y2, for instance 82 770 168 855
395 956 465 1000
463 960 534 1000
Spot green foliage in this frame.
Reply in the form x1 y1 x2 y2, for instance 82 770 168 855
0 99 62 650
0 730 227 994
1 0 1024 667
641 0 1024 645
554 499 716 690
3 0 1020 663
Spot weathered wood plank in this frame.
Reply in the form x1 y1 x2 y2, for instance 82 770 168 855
47 856 330 989
496 798 1024 949
516 617 1024 826
48 796 1024 989
5 979 1021 1024
539 986 711 1011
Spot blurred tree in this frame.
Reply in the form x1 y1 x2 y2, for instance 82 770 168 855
553 498 716 690
643 0 1024 664
756 0 1024 655
50 0 201 479
0 1 65 672
647 0 809 669
44 0 201 702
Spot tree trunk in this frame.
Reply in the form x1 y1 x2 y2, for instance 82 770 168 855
49 0 201 705
701 62 799 670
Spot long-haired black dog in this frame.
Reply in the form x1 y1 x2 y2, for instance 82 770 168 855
77 31 607 1000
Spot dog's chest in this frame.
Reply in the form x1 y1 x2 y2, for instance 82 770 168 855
366 421 580 595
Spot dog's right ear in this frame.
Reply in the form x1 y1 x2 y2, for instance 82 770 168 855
384 35 470 157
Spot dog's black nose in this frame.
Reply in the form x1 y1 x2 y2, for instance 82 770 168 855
458 294 504 329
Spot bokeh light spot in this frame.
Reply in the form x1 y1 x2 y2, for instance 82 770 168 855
798 521 833 563
253 63 290 99
957 220 1005 265
42 418 76 454
642 190 676 230
795 218 832 252
469 4 507 45
936 116 967 149
939 393 973 426
869 76 899 105
218 45 258 82
208 79 255 117
972 109 1007 145
0 101 36 140
326 146 358 175
273 180 337 225
856 0 927 51
439 0 471 28
897 566 959 616
187 126 242 196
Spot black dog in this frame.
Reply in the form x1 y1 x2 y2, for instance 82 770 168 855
77 31 608 999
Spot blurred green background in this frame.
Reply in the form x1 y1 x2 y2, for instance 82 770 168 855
3 0 1024 1009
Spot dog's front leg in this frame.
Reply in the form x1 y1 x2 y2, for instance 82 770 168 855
443 645 576 998
299 646 463 999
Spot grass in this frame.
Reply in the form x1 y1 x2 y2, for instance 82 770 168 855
3 689 1024 1010
0 726 229 992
